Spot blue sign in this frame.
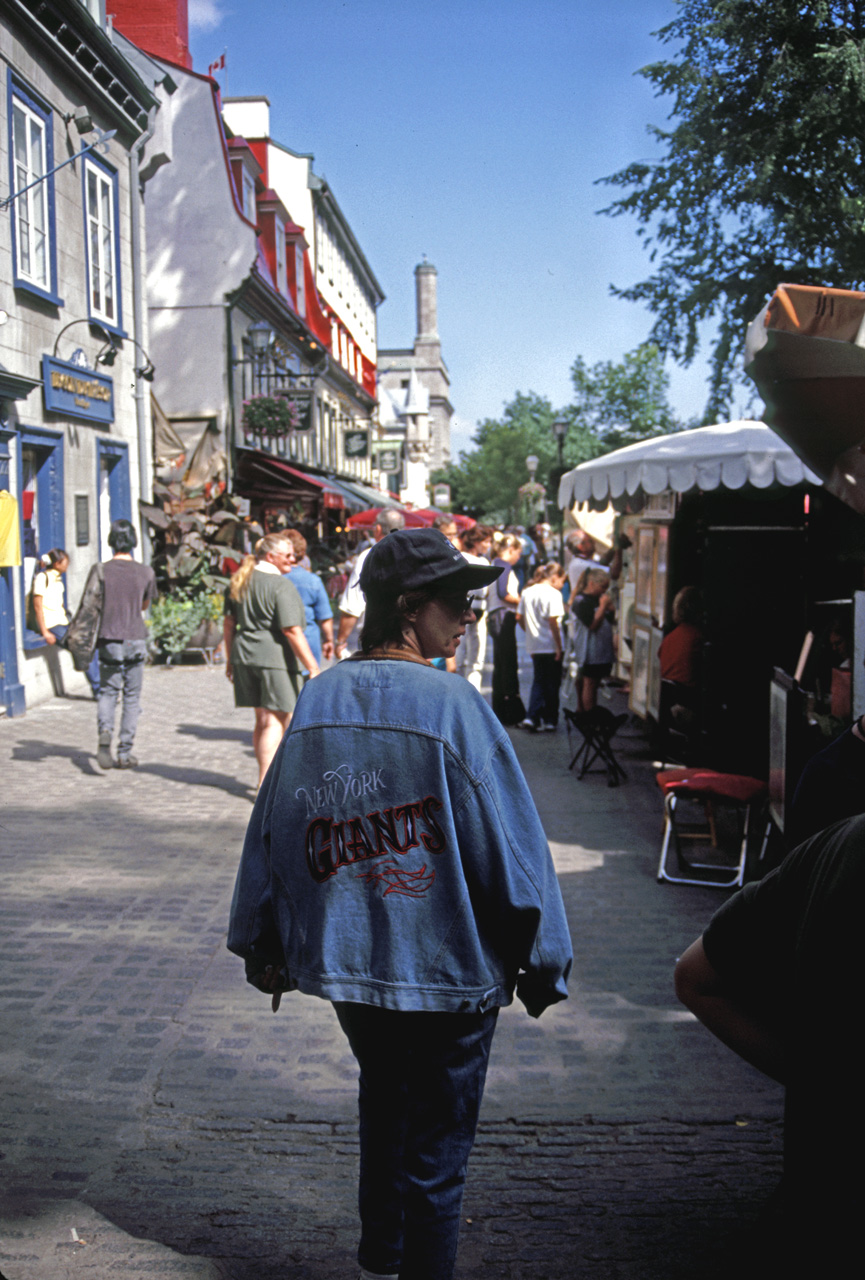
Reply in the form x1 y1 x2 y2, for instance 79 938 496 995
42 355 114 424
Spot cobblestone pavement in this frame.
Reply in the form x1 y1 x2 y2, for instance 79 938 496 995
0 659 784 1279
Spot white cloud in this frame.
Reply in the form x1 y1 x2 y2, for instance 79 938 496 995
188 0 225 33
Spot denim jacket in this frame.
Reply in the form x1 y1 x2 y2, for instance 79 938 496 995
227 654 572 1018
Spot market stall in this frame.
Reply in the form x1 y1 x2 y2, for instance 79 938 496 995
558 422 823 776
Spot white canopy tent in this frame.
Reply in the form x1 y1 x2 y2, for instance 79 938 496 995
557 420 820 511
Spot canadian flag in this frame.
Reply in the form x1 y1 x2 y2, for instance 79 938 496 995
208 53 226 77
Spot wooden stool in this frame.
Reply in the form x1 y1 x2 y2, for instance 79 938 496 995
655 768 767 888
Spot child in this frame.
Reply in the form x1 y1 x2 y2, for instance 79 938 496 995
517 562 566 731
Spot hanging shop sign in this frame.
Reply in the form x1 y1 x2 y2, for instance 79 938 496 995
42 355 114 425
377 448 400 473
344 429 369 459
433 483 451 507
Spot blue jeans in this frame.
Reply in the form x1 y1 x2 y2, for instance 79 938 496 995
333 1003 498 1280
527 653 563 727
97 640 147 755
49 625 100 695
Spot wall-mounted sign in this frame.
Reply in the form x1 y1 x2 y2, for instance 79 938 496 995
42 355 114 425
377 448 400 473
433 483 451 507
344 429 369 458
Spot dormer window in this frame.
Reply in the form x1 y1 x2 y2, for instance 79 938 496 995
275 217 286 295
242 169 256 222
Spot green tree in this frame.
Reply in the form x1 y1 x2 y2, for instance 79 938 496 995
571 343 681 451
433 345 681 523
600 1 865 418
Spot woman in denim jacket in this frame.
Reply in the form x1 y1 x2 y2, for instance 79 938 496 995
228 529 572 1280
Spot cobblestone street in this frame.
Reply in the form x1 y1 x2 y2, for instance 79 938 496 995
0 663 784 1279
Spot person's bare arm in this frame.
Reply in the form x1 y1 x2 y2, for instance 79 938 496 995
550 616 562 659
589 593 613 631
283 625 320 677
674 938 787 1084
33 594 56 645
223 614 236 681
335 611 358 657
320 617 334 662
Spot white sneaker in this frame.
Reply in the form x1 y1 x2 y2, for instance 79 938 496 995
518 718 538 732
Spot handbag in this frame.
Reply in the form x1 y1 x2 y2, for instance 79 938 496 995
63 562 105 671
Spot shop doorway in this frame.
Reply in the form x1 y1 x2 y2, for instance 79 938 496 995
96 439 131 560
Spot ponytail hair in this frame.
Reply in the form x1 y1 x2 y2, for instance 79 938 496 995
41 548 68 571
228 532 293 601
528 560 563 587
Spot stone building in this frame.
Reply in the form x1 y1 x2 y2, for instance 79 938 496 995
378 259 453 500
0 0 162 715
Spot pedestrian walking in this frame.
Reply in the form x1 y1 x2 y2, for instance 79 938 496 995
283 529 334 671
228 527 572 1280
223 533 320 788
517 561 566 731
457 523 494 692
93 520 157 770
487 533 524 725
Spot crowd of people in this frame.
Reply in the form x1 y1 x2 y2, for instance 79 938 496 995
28 507 865 1278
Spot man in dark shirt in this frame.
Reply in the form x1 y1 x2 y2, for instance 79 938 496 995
675 815 865 1271
96 519 157 769
786 715 865 847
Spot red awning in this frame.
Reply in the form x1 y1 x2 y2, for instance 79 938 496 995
236 450 362 510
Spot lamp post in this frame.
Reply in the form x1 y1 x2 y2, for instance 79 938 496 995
247 320 273 393
552 418 568 560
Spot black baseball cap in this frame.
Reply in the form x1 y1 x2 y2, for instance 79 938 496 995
360 528 500 596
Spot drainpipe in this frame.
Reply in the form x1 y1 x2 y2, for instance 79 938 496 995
225 277 253 496
130 107 156 563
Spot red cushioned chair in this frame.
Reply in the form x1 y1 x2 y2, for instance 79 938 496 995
655 768 767 888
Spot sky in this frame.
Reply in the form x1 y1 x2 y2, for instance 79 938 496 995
187 0 745 459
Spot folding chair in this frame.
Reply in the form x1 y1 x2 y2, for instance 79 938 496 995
655 768 767 888
564 707 628 787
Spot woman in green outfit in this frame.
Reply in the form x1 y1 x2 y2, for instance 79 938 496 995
224 533 320 787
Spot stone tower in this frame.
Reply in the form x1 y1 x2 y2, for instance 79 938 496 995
378 259 453 478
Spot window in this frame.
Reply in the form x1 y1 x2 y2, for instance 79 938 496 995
83 157 121 329
8 76 60 303
275 216 286 294
242 169 256 223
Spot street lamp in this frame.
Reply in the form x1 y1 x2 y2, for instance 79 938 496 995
551 418 568 560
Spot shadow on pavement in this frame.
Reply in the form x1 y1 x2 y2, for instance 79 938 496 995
176 724 254 747
136 762 256 799
10 739 103 776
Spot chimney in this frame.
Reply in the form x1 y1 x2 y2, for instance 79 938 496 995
108 0 192 70
415 258 438 341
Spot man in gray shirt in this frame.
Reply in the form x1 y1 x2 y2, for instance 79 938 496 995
96 519 157 770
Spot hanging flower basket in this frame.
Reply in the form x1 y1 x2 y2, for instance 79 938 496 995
243 395 299 437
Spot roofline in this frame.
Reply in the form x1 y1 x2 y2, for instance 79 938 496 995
310 175 385 303
8 0 158 135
